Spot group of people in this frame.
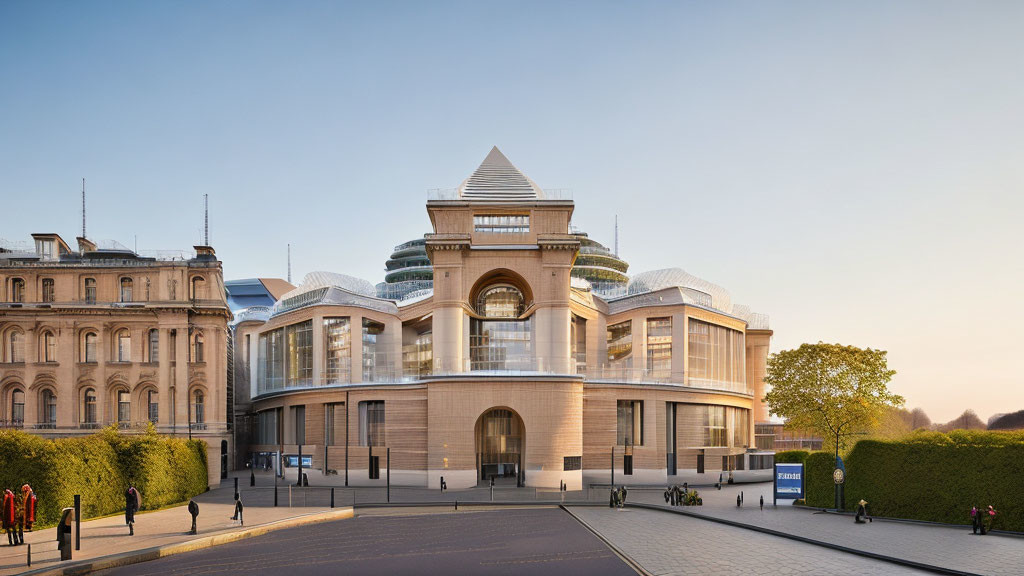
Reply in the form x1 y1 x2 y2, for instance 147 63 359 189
1 485 36 546
970 505 998 535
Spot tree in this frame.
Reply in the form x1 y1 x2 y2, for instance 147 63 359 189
936 409 986 432
909 407 931 430
763 343 903 454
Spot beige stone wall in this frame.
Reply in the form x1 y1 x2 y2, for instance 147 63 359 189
0 252 231 486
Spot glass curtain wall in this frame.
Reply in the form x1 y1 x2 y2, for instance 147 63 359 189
362 319 385 382
470 285 531 371
358 400 385 446
645 317 672 379
687 319 746 391
285 320 313 387
402 330 433 378
571 315 587 374
606 320 632 372
616 400 643 446
675 404 749 449
258 328 285 394
323 317 351 384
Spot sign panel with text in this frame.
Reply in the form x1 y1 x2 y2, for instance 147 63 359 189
773 462 805 501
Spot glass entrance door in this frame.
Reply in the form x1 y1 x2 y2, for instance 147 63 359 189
477 408 523 484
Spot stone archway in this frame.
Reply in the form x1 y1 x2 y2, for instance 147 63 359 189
475 407 524 486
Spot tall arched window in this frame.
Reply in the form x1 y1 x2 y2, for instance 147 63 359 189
191 331 205 363
147 390 159 423
83 332 98 363
148 329 159 363
11 390 25 426
41 331 56 363
8 331 25 363
83 278 97 304
191 390 205 425
116 329 131 362
41 278 55 303
117 390 130 424
470 283 532 371
120 278 133 302
41 390 56 427
83 388 97 425
10 278 25 303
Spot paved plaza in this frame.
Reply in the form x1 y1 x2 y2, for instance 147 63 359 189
95 507 635 576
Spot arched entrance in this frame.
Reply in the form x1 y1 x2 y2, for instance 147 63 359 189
475 408 524 486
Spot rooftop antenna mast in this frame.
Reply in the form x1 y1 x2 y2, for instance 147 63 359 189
203 194 209 245
81 178 86 238
614 214 619 257
287 244 292 283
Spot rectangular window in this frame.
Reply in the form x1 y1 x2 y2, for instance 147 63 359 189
258 328 286 394
84 278 96 304
402 330 432 378
607 320 632 366
473 214 530 234
646 317 672 379
616 400 643 446
285 320 313 387
571 315 587 374
117 391 130 423
120 278 133 302
470 318 532 371
257 409 279 445
563 456 582 471
733 407 750 448
324 317 352 384
359 400 385 446
703 405 727 447
41 279 55 303
292 405 306 445
362 319 385 382
688 319 745 390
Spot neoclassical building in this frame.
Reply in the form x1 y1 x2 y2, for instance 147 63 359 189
236 147 773 489
0 235 231 485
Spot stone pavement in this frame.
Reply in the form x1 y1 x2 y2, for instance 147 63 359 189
568 506 929 575
0 479 342 576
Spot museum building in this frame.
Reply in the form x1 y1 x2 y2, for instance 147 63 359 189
235 147 773 489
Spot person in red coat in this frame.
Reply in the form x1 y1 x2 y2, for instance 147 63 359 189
2 488 15 546
18 485 36 545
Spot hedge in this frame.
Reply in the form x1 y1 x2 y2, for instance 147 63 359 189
773 450 810 464
0 426 208 527
804 430 1024 531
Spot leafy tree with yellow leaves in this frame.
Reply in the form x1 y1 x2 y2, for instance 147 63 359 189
764 343 903 455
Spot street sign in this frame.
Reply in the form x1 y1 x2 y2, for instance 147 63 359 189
773 462 805 504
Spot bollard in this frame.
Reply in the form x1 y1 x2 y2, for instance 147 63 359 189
455 499 458 511
289 485 293 507
234 477 239 501
74 494 81 551
330 487 335 508
274 476 278 507
27 543 31 567
251 468 256 487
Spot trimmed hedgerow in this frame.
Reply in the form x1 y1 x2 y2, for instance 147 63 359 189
805 430 1024 531
0 427 207 527
773 450 811 464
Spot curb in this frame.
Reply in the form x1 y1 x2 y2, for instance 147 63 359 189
623 503 982 576
18 507 354 576
559 505 653 576
800 507 1024 538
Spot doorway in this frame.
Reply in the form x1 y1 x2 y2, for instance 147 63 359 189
476 408 524 485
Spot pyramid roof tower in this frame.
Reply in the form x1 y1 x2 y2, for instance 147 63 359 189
458 146 543 201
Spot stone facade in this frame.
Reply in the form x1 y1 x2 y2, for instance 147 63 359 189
0 235 231 486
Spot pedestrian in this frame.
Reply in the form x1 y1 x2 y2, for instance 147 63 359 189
736 494 741 507
125 483 141 536
855 499 871 524
187 500 199 535
760 495 764 510
2 488 15 546
17 484 35 545
970 505 980 534
982 505 997 535
231 494 244 526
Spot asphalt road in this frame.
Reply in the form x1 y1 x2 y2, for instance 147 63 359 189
96 507 636 576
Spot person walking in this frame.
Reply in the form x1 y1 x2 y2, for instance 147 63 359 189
970 505 980 534
125 484 141 536
187 500 199 535
17 485 35 545
2 488 16 546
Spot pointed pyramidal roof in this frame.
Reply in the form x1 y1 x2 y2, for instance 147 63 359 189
459 147 543 201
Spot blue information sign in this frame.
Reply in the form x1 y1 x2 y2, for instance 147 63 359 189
285 455 313 468
773 462 805 502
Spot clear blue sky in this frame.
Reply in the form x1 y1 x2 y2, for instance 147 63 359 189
2 1 1022 423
